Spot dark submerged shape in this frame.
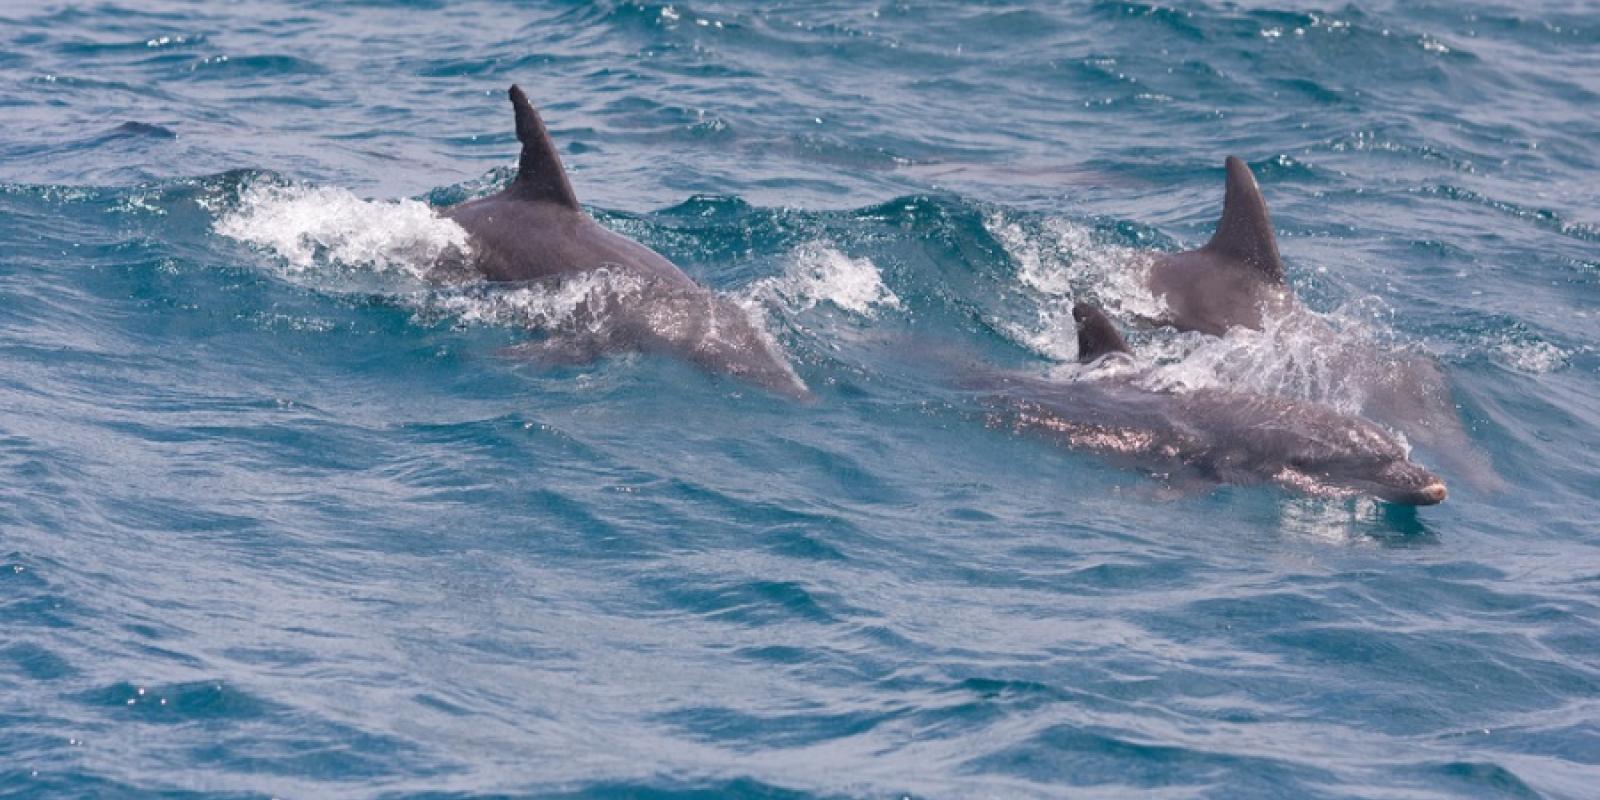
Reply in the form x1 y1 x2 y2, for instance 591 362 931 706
1145 156 1291 336
443 85 807 399
980 303 1447 506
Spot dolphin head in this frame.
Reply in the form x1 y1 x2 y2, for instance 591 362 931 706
1278 424 1448 506
1364 460 1449 505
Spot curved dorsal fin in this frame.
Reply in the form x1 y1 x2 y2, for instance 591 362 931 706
1073 303 1132 363
507 85 579 209
1203 156 1284 283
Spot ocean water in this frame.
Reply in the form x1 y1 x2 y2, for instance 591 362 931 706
2 0 1598 797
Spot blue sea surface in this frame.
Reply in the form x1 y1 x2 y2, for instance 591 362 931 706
2 1 1598 797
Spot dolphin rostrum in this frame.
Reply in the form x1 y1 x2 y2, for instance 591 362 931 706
442 85 807 399
978 303 1448 506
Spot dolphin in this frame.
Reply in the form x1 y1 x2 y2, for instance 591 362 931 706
977 303 1448 505
442 85 807 399
1140 156 1489 486
1145 156 1292 336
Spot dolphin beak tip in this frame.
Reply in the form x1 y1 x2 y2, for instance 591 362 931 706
1416 481 1448 505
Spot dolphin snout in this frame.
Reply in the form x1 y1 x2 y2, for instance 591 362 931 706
1383 477 1447 506
1370 462 1448 506
1414 481 1447 506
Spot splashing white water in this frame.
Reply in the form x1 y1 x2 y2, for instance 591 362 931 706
213 179 469 279
983 213 1163 361
1490 337 1569 374
1032 304 1394 419
423 270 648 334
753 242 900 316
212 179 647 333
1132 307 1392 416
987 215 1155 313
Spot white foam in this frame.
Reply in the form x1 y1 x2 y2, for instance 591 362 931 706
1490 338 1569 374
213 179 469 280
983 213 1166 361
423 269 647 334
754 242 900 317
985 213 1164 315
1132 308 1381 415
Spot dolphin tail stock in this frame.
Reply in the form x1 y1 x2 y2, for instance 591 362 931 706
506 84 580 209
1203 156 1285 282
1071 302 1132 363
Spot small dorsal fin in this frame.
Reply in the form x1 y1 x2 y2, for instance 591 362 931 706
1073 303 1132 363
507 85 579 209
1203 156 1284 282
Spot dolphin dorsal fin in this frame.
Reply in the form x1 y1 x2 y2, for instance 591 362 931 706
1073 303 1132 363
507 85 579 209
1203 156 1284 282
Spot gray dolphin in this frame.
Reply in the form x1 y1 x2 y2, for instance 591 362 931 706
1145 156 1292 336
978 303 1447 505
1142 157 1490 487
442 85 807 399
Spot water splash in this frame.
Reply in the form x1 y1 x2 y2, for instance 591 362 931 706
981 212 1448 420
983 212 1162 360
1134 306 1399 417
212 176 641 339
751 242 901 317
420 269 649 333
213 178 469 281
1488 336 1570 374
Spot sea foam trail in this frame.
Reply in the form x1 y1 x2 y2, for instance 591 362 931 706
1489 334 1571 374
987 206 1571 387
213 180 469 281
209 179 650 325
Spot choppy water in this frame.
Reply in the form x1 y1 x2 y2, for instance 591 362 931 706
3 1 1599 797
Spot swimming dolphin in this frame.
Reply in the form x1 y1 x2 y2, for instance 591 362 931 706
977 303 1448 505
1141 157 1489 487
442 85 807 399
1145 156 1292 336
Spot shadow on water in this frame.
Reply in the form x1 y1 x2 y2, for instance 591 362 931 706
1272 495 1442 547
1366 503 1441 546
